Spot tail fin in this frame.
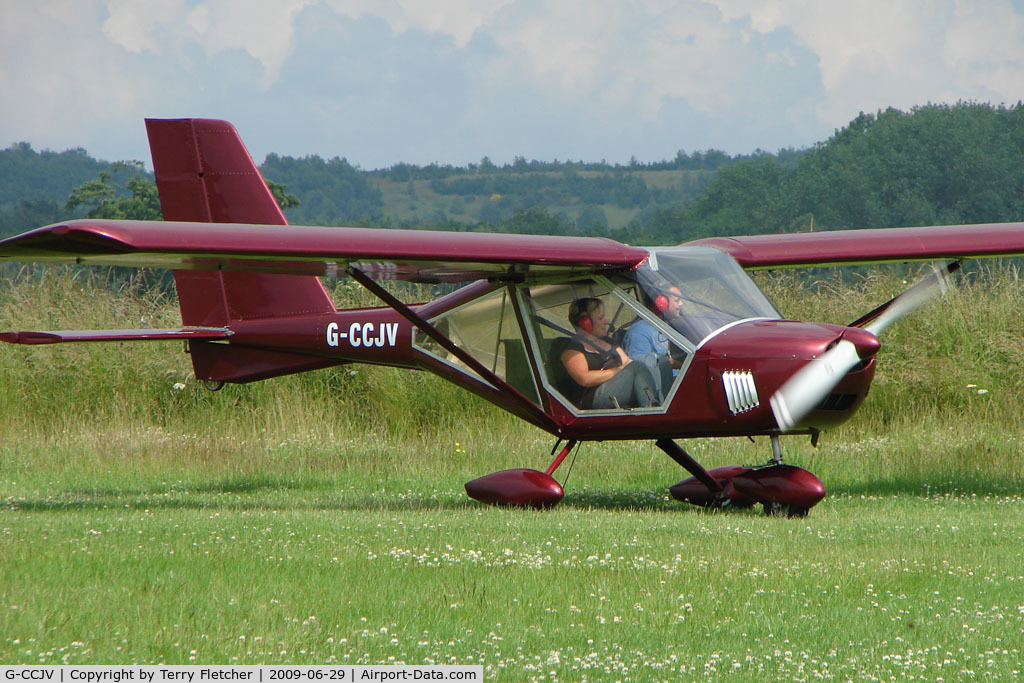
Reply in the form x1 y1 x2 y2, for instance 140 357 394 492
146 118 335 326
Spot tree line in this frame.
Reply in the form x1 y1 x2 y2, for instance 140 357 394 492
623 101 1024 244
375 146 790 182
3 102 1022 244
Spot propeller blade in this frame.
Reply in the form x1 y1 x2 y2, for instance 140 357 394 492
772 262 959 432
853 262 960 336
770 338 864 432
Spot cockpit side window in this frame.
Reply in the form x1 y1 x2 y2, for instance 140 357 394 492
520 277 687 412
414 286 540 404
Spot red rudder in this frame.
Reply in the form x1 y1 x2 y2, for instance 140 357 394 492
146 118 336 326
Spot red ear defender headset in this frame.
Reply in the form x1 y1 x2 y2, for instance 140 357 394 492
654 294 669 313
570 298 598 333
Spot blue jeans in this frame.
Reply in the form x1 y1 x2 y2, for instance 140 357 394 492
590 362 658 409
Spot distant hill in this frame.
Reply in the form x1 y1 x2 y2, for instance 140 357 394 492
263 149 795 231
0 143 113 210
5 102 1020 245
1 136 779 239
365 166 714 231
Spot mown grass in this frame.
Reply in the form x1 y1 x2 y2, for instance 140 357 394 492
3 493 1023 678
2 264 1024 678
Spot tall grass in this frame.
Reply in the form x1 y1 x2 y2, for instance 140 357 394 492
0 268 536 497
1 263 1023 493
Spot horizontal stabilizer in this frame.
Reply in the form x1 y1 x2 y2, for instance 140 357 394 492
0 327 231 345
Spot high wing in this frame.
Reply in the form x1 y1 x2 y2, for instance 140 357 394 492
0 219 649 283
7 218 1024 281
685 223 1024 269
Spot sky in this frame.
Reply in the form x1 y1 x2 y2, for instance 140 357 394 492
3 0 1024 170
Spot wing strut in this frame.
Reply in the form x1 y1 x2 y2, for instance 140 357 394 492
346 266 559 432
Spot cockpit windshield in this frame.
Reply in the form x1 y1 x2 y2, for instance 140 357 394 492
635 247 781 345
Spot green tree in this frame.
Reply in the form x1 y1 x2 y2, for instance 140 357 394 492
0 198 65 239
497 207 574 235
576 205 609 233
259 153 381 224
64 161 162 220
265 179 300 210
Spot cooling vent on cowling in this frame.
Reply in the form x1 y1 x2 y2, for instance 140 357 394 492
722 370 760 414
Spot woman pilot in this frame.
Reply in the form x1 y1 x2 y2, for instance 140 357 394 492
555 297 659 410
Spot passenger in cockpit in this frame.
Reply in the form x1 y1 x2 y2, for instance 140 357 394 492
554 297 658 410
624 285 685 398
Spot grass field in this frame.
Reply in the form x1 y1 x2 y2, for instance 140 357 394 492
2 265 1024 679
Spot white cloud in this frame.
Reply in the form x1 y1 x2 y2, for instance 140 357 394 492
943 1 1024 97
101 0 317 86
0 2 154 151
2 0 1024 167
101 0 187 54
714 0 1024 126
325 0 514 48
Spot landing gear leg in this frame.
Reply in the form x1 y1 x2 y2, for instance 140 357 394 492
656 439 729 508
545 439 578 476
763 435 800 516
771 434 784 464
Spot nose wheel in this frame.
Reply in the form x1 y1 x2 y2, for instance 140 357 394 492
762 501 810 518
666 435 826 516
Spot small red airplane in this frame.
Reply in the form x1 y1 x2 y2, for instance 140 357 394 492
3 119 1024 516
